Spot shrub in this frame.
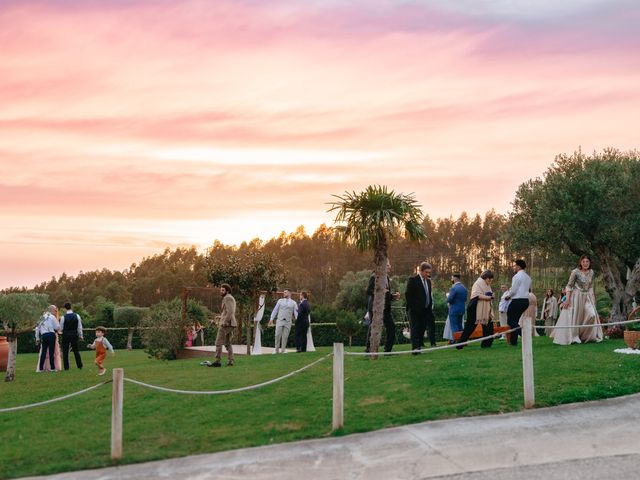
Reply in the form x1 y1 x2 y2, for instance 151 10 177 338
141 299 198 360
335 311 362 346
605 325 624 339
114 306 149 350
93 299 116 328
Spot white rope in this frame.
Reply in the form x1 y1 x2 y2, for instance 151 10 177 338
123 354 331 395
344 327 520 356
0 381 111 413
534 318 640 330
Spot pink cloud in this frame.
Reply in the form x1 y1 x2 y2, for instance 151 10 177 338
0 0 638 288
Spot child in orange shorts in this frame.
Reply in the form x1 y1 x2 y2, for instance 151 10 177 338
87 326 115 375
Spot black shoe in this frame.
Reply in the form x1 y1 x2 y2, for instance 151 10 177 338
227 362 234 366
209 361 222 368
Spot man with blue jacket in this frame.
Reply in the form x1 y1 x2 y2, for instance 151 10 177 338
447 274 467 338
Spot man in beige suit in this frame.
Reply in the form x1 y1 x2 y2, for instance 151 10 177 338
212 283 237 367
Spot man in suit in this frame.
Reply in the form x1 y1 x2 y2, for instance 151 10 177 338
295 291 311 352
447 274 467 339
269 289 298 354
211 283 237 367
405 262 436 353
60 302 83 370
365 261 400 353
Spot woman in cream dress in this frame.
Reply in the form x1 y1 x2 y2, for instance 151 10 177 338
551 255 603 345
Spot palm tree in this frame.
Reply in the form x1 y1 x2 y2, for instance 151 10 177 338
329 186 426 356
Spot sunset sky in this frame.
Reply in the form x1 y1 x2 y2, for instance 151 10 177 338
1 0 639 288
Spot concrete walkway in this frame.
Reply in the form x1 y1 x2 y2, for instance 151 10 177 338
26 393 640 480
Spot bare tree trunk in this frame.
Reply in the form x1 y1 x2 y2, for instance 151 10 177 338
4 335 17 382
368 244 388 359
126 328 134 350
596 245 628 322
624 258 640 313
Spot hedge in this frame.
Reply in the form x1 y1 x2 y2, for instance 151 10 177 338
15 320 449 354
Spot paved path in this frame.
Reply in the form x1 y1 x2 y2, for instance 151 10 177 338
26 393 640 480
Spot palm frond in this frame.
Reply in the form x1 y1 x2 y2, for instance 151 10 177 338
328 185 427 252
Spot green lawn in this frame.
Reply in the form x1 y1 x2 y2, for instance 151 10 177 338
1 338 639 479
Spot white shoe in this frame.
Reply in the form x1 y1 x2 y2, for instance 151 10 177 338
283 350 288 354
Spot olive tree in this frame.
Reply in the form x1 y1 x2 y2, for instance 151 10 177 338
508 148 640 323
0 293 49 382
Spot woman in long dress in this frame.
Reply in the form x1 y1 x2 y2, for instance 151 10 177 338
541 289 558 328
551 255 602 345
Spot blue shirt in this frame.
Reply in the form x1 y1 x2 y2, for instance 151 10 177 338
447 282 468 316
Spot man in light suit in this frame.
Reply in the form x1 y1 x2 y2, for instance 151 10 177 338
269 289 298 354
447 274 467 338
405 262 436 353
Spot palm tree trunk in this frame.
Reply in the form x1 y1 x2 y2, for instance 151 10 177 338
368 249 388 358
127 328 134 350
5 334 17 382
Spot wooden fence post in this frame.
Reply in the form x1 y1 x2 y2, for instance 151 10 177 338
521 317 535 409
332 343 344 430
111 368 124 460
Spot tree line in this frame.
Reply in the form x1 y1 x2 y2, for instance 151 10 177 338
3 149 639 324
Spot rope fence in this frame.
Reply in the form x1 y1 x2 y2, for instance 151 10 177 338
123 354 330 395
343 327 520 356
2 316 639 460
534 318 640 329
0 381 111 413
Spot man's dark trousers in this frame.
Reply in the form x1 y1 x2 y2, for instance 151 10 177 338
365 313 396 352
409 308 435 351
507 298 529 346
39 332 56 371
295 321 309 352
62 335 83 370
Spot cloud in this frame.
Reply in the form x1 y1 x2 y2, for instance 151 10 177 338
0 0 639 288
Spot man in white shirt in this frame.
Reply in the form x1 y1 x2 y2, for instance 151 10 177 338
505 259 532 346
269 290 298 354
36 305 60 372
498 284 511 327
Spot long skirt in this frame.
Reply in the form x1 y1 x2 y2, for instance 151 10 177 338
551 291 602 345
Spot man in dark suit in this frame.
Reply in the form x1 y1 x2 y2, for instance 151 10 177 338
295 291 311 352
365 261 400 353
60 301 83 370
405 262 436 352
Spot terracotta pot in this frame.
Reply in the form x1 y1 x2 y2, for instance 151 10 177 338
624 330 640 349
0 336 9 372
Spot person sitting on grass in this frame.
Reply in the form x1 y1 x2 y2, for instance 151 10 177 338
87 326 115 376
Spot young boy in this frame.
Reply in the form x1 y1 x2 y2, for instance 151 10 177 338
87 326 115 375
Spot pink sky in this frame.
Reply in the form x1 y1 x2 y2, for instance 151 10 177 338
1 0 639 288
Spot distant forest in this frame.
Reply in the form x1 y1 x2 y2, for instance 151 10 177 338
3 211 574 313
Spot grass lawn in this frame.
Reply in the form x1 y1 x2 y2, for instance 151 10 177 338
1 337 639 479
